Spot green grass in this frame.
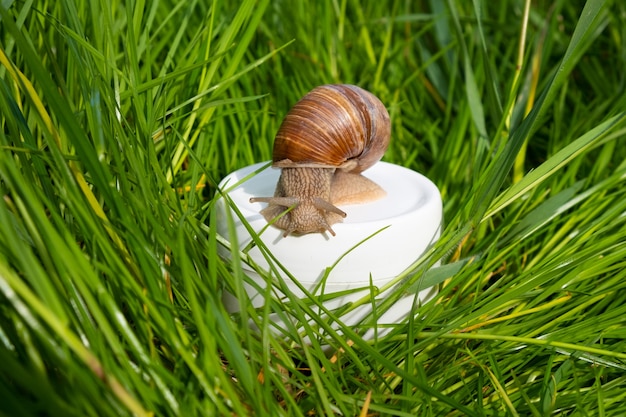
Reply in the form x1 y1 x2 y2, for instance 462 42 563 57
1 0 625 415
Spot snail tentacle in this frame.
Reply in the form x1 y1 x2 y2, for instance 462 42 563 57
249 196 299 207
312 197 347 218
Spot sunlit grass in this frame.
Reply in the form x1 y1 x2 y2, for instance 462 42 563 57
1 0 625 415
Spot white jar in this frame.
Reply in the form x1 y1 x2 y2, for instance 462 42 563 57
215 161 442 339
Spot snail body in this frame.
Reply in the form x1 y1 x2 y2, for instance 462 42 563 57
250 84 391 237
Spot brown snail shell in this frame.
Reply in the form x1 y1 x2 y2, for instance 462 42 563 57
250 84 391 237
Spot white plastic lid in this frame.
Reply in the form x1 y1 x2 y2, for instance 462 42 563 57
216 161 442 286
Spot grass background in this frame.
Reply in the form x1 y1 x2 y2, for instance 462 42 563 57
1 0 625 415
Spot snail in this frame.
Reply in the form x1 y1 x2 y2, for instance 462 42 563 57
250 84 391 237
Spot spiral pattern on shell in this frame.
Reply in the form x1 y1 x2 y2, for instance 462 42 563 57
272 84 391 174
